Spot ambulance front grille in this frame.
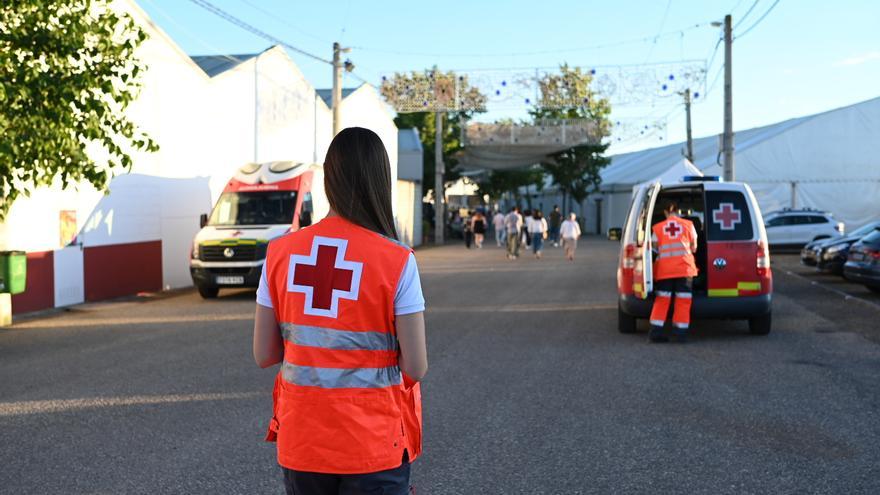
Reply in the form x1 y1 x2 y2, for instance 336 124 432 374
200 245 264 261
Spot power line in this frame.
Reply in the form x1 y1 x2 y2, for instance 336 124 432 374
187 0 332 65
734 0 761 28
735 0 781 39
353 21 716 58
235 0 332 44
643 0 674 64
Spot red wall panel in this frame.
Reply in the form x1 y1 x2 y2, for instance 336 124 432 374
11 251 55 314
84 241 162 302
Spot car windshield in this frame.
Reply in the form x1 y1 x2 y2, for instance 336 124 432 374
208 191 298 226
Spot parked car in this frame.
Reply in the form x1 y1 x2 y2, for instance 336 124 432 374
763 208 843 249
843 227 880 293
815 221 880 274
617 176 772 335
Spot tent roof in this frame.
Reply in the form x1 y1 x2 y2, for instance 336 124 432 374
398 128 423 153
190 53 259 77
315 88 358 107
600 95 880 191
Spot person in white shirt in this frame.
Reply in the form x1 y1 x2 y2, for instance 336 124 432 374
503 206 523 259
527 210 549 259
560 212 582 261
492 210 506 247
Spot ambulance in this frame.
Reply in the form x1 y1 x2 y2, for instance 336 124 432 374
190 161 328 298
617 176 773 334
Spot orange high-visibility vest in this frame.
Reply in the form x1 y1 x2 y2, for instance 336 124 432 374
652 216 698 280
263 216 422 474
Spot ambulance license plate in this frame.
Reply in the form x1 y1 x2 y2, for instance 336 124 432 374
216 276 244 285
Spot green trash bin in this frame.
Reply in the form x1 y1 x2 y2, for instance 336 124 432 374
0 251 27 295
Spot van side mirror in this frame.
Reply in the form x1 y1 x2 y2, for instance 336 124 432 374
199 213 208 228
607 227 622 241
300 210 312 228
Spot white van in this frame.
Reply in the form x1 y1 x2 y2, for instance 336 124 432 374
190 162 328 298
617 176 773 335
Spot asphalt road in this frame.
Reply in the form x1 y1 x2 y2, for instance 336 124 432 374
2 238 879 494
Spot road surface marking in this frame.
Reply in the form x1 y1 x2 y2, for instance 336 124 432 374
0 392 264 417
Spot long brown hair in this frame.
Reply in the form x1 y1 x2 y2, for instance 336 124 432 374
323 127 399 239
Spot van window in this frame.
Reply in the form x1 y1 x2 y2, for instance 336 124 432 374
705 191 754 241
208 191 298 226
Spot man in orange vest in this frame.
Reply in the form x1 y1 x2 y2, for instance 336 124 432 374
649 200 699 343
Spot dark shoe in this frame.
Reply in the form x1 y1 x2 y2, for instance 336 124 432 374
672 333 688 343
648 327 668 343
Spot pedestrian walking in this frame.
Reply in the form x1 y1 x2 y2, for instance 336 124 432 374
492 209 506 247
521 209 533 248
504 206 523 259
560 212 582 261
470 210 487 249
648 200 699 344
253 127 428 495
528 210 549 259
549 205 562 247
463 210 474 249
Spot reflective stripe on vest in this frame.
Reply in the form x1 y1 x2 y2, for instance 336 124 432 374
281 361 402 389
281 322 397 351
657 249 690 259
280 322 400 388
659 242 690 251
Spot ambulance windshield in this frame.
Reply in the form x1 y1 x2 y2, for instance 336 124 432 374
208 191 298 226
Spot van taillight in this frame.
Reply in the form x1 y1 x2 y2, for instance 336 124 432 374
757 241 770 276
623 244 636 269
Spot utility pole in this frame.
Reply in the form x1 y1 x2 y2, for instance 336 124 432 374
331 42 352 136
684 88 694 163
722 14 735 181
331 42 343 136
435 111 445 244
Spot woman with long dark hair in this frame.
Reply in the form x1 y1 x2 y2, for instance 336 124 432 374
253 127 428 495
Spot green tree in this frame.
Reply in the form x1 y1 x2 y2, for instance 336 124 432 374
393 110 473 189
530 64 612 215
0 0 158 218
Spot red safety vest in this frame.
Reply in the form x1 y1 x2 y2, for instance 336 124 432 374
652 216 698 280
263 215 422 474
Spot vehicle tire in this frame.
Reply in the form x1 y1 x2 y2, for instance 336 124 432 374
867 285 880 294
748 312 772 335
618 305 637 334
198 286 219 299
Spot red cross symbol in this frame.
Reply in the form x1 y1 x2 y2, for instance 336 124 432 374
712 202 742 230
288 236 363 318
664 221 682 239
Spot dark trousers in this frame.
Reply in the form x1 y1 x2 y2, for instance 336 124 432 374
282 453 411 495
650 277 694 336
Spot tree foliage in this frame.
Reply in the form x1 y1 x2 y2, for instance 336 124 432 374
0 0 158 218
530 64 612 213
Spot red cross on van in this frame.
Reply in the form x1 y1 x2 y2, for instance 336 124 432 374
616 177 773 335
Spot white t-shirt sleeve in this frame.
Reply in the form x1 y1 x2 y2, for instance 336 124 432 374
394 252 426 315
256 263 273 308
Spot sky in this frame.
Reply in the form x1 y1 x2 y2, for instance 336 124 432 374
138 0 880 154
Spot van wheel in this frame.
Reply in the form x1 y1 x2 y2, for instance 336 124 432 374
198 286 219 299
618 305 637 333
748 312 771 335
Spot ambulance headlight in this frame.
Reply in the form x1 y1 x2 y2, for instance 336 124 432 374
192 241 200 259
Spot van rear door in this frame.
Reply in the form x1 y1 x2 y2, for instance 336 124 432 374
704 188 765 297
619 182 660 299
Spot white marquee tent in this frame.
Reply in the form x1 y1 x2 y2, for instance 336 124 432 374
599 96 880 231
